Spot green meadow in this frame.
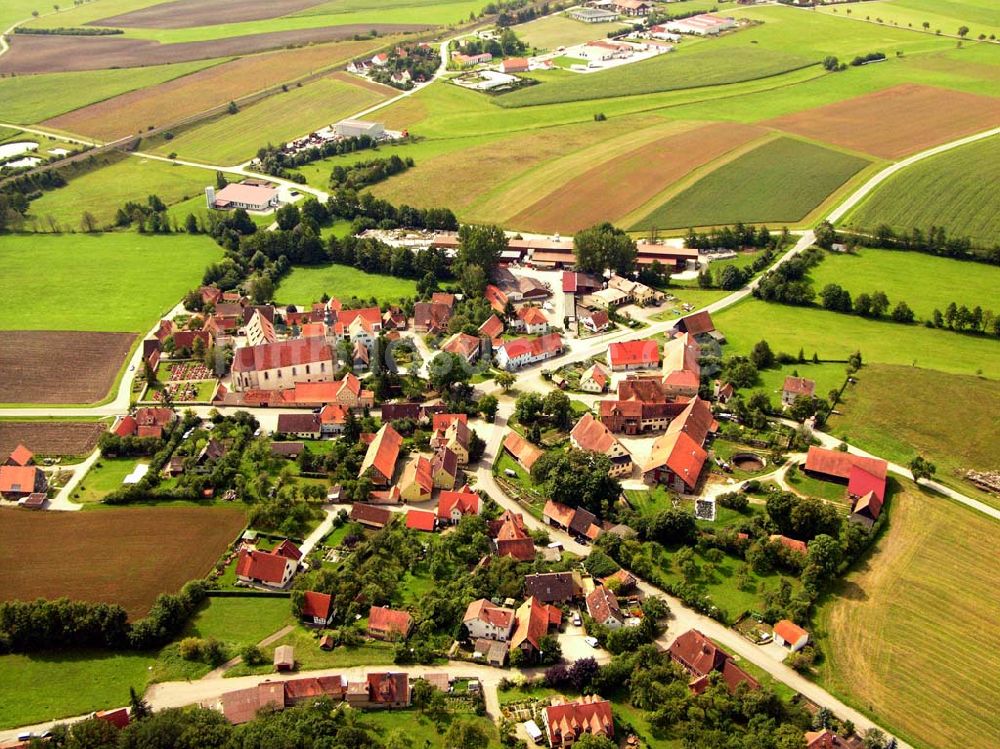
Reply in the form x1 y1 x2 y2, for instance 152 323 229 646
276 263 418 306
0 233 220 332
844 135 1000 247
818 0 1000 40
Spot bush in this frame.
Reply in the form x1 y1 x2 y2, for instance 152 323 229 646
241 643 265 666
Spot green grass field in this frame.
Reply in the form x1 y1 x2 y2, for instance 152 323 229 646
0 60 221 125
809 247 1000 321
0 650 155 729
497 46 816 107
0 233 220 332
714 298 1000 379
844 135 1000 247
815 482 1000 749
25 156 239 231
363 708 501 748
183 596 293 645
276 264 418 306
633 137 870 230
152 77 390 165
515 13 631 51
827 364 1000 509
74 458 145 504
818 0 1000 40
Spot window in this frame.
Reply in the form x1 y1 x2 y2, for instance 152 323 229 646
264 372 269 380
292 367 297 376
305 365 310 374
321 362 326 372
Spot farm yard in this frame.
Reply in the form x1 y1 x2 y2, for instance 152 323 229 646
276 264 418 306
0 506 247 618
0 233 219 333
815 484 1000 749
0 332 136 405
765 83 1000 159
0 421 106 460
843 135 1000 247
632 137 871 230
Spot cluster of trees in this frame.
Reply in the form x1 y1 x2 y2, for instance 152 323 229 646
753 246 824 305
515 390 575 436
929 301 1000 337
531 448 623 519
684 223 786 252
574 222 636 276
254 134 380 179
850 51 886 66
114 194 172 233
327 187 459 232
489 0 564 27
0 166 68 230
329 154 413 190
452 27 525 58
820 282 915 323
0 580 208 654
822 55 847 72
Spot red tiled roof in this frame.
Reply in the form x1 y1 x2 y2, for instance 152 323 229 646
848 464 886 502
583 309 610 329
479 314 504 338
284 675 344 702
431 292 456 308
441 332 481 360
498 333 563 360
276 413 321 434
543 499 577 528
805 447 887 500
464 598 515 629
517 306 548 325
676 310 715 335
782 376 815 397
543 695 614 746
643 430 707 489
350 502 392 527
586 584 623 624
852 489 883 521
770 534 808 554
113 414 137 437
670 629 759 693
805 729 853 749
406 509 437 532
503 431 543 471
368 606 413 637
581 362 609 388
320 403 349 426
608 340 660 368
432 413 468 432
301 591 332 621
511 596 552 651
773 619 808 644
437 489 480 519
235 549 291 584
360 424 402 483
232 338 333 373
0 465 43 494
274 539 302 561
495 537 536 561
8 444 34 466
570 413 624 456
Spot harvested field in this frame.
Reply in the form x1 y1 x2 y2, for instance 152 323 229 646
0 422 105 459
767 83 1000 159
45 39 386 141
0 507 246 619
0 23 427 74
0 332 135 405
91 0 326 29
509 122 767 234
328 70 397 96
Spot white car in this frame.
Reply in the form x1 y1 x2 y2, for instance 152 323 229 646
584 636 600 648
572 613 582 626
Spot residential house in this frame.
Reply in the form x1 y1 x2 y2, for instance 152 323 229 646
350 503 392 529
301 591 333 627
586 584 625 629
441 332 482 364
485 284 509 315
463 599 516 641
352 672 411 708
502 431 543 472
661 332 702 398
580 309 610 334
569 506 603 541
512 305 550 335
805 729 857 749
478 314 504 341
510 596 560 660
437 488 480 524
602 568 638 594
359 424 403 486
352 340 370 369
270 442 304 459
431 414 471 463
543 695 614 749
319 403 349 435
773 620 809 652
413 302 452 334
713 380 734 404
608 340 660 371
368 606 413 641
405 509 437 532
803 446 888 503
598 397 684 435
668 629 760 694
570 413 633 477
399 455 434 502
231 339 334 392
523 571 580 604
496 334 564 370
330 372 375 409
235 547 298 588
673 310 722 343
276 413 322 439
579 362 610 393
431 447 460 490
490 509 536 561
781 376 816 407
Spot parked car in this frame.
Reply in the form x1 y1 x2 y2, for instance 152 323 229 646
584 636 600 648
572 613 582 626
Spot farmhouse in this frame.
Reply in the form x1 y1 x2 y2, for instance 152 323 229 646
570 413 633 477
524 571 581 604
0 464 46 499
503 431 544 471
113 407 175 440
661 332 701 398
490 509 536 561
231 339 334 392
399 455 433 501
300 591 333 627
586 584 625 629
352 672 411 708
464 599 516 641
773 620 810 652
413 301 452 334
350 502 392 529
219 682 286 725
803 446 888 502
235 547 299 588
782 376 816 406
335 119 385 139
543 695 614 748
510 595 561 660
496 333 564 371
673 310 719 340
359 424 403 486
662 13 736 35
608 340 660 371
276 413 322 439
642 397 717 492
635 242 699 270
437 488 480 523
208 182 279 212
579 362 610 393
368 605 413 641
669 629 760 694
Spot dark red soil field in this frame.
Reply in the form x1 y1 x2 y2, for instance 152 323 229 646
90 0 326 29
0 507 246 618
0 23 430 73
0 331 134 404
766 84 1000 159
0 422 105 458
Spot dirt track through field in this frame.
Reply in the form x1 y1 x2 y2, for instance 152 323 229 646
0 332 134 405
0 507 246 619
44 40 384 140
0 23 429 73
90 0 327 29
509 121 768 234
766 83 1000 159
0 422 105 458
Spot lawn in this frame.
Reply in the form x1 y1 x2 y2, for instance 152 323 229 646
843 135 1000 248
497 46 815 107
0 59 221 124
276 263 418 306
363 707 501 748
0 232 220 332
183 596 293 645
815 482 1000 749
230 626 397 674
515 13 631 51
152 76 390 165
713 298 1000 379
827 364 1000 510
0 650 156 729
74 457 144 504
632 137 871 230
817 0 1000 40
809 247 1000 321
785 465 852 505
25 156 239 230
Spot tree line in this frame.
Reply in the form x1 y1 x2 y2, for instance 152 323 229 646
254 134 381 180
329 154 413 190
818 218 1000 261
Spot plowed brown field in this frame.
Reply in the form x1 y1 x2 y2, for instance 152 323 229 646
91 0 325 29
0 331 134 404
45 39 385 140
0 507 246 618
509 122 767 234
0 422 105 458
766 84 1000 159
0 24 427 73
